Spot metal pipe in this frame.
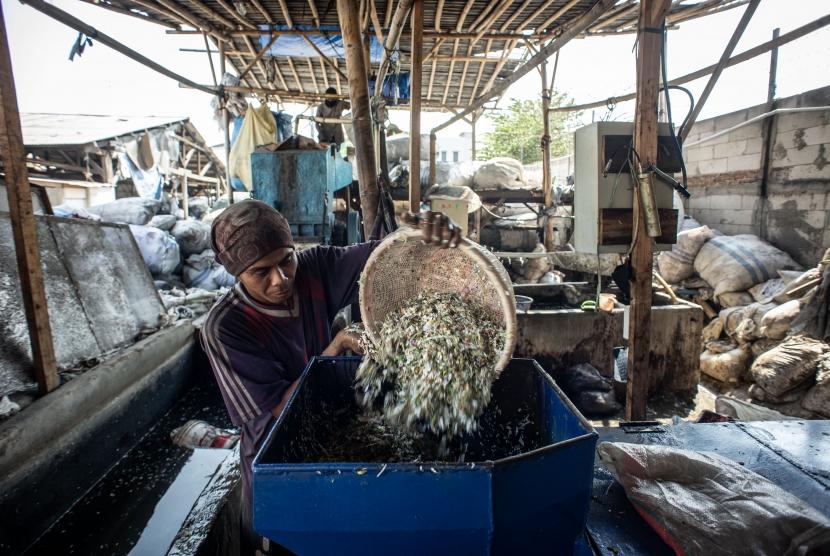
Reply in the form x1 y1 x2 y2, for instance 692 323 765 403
685 106 830 147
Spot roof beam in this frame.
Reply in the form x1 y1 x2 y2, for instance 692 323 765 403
553 11 830 113
538 0 582 31
78 0 180 29
433 0 615 133
679 0 760 140
238 33 279 80
182 0 236 30
300 31 349 81
307 0 320 28
374 0 413 96
277 0 293 27
306 57 320 93
213 0 257 30
20 0 217 93
249 0 273 24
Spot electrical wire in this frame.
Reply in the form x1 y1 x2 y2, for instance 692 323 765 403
661 27 689 194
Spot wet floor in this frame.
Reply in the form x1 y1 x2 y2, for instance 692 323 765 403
26 384 233 556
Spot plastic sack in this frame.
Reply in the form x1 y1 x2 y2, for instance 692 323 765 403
714 395 796 421
694 235 801 298
182 249 235 291
700 343 750 383
701 318 723 343
748 278 787 302
717 291 754 308
472 157 525 190
170 220 211 256
229 104 277 191
750 335 829 397
87 197 161 225
52 204 102 221
129 225 180 275
657 225 715 284
148 214 177 231
598 441 830 556
760 299 802 340
447 161 480 188
802 354 830 417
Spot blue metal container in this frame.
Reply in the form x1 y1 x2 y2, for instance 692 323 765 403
253 357 597 555
251 145 353 243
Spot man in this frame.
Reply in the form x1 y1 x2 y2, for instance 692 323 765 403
315 86 350 146
201 200 459 553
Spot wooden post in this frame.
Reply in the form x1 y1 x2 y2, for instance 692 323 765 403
679 0 760 141
541 57 553 250
181 174 190 219
409 0 423 212
0 1 59 394
428 132 437 187
758 27 780 240
626 0 671 421
100 152 115 184
219 42 233 204
338 0 379 237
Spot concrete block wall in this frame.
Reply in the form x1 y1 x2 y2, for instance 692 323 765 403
682 85 830 266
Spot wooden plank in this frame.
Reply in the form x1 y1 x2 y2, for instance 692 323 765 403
307 0 320 28
554 11 830 113
0 1 58 394
600 208 677 245
428 132 437 188
181 173 190 218
409 0 423 213
758 27 780 239
337 0 378 237
219 43 234 203
626 0 671 421
679 0 760 141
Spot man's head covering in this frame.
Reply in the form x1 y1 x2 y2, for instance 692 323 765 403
324 86 338 108
210 200 293 276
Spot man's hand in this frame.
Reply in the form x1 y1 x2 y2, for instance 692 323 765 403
401 211 462 248
321 329 364 356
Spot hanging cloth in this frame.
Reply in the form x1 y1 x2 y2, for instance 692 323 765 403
228 104 277 191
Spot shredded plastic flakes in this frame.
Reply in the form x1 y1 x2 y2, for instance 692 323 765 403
355 292 504 441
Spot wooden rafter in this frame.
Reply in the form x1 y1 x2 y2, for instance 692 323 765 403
538 0 582 31
286 57 303 90
468 38 492 100
319 58 329 89
500 0 533 32
78 0 179 29
333 58 342 90
369 0 385 45
306 57 320 93
434 0 444 31
517 0 559 31
182 0 235 29
249 0 273 24
214 0 257 30
238 33 279 80
385 0 394 28
155 0 227 39
307 0 320 27
300 32 348 81
277 0 293 27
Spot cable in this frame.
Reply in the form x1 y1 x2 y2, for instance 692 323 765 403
661 27 689 195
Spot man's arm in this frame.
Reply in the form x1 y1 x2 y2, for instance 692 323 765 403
270 379 300 418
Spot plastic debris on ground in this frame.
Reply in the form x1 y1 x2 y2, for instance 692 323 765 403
170 419 239 449
354 291 505 446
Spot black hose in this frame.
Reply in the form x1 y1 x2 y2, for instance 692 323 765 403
661 28 689 193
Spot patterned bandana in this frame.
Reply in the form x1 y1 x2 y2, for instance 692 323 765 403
210 200 293 276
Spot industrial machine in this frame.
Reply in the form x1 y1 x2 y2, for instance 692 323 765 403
251 143 359 245
573 122 683 254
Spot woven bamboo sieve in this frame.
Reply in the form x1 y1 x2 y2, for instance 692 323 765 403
359 228 517 373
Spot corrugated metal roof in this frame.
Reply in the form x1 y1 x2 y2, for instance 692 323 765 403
20 113 187 147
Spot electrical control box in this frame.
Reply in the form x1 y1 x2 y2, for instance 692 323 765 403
573 121 680 254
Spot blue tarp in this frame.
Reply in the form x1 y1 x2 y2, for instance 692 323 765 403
259 25 388 63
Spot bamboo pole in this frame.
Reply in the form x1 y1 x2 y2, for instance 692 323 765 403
374 0 414 96
432 0 615 134
0 1 58 394
626 0 672 421
337 0 378 237
409 0 423 212
679 0 761 141
220 43 233 204
554 12 830 113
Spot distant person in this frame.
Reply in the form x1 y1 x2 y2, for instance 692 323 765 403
315 87 350 146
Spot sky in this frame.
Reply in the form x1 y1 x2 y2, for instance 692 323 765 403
4 0 830 146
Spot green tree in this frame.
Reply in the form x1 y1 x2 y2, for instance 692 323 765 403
480 94 578 163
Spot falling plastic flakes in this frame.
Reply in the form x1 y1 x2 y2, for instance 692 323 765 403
355 292 504 443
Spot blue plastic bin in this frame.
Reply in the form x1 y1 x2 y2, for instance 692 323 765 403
253 357 597 555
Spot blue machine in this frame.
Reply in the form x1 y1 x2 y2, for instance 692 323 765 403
253 357 598 555
250 144 356 244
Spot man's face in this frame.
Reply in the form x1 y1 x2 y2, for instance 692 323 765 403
237 247 298 305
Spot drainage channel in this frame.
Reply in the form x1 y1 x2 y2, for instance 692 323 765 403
26 383 234 556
